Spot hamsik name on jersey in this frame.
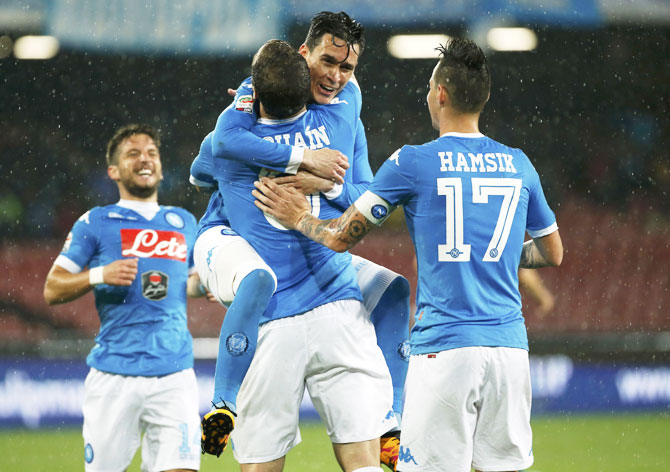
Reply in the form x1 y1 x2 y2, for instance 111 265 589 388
438 151 517 173
365 133 557 356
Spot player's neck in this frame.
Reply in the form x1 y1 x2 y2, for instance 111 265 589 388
258 102 306 120
117 187 158 203
438 110 480 135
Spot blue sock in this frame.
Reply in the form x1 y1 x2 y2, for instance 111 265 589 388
370 276 411 426
212 269 275 414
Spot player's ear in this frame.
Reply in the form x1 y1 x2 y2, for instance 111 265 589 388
438 84 448 106
107 165 120 182
298 43 309 58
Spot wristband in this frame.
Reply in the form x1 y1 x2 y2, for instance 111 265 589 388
89 266 104 286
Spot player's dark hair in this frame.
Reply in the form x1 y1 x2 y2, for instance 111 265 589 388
106 124 161 165
304 11 365 59
435 38 490 114
252 39 311 119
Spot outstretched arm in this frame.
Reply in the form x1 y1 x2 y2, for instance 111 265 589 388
252 177 376 252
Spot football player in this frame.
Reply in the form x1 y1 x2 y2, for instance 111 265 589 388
196 13 409 470
254 37 564 472
44 124 207 472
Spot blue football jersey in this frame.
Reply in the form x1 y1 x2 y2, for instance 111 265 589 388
192 79 371 238
190 132 230 237
365 132 557 354
56 203 197 376
212 105 365 323
189 131 217 189
204 77 371 211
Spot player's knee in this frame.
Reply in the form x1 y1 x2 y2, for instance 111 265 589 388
389 275 411 300
243 268 277 296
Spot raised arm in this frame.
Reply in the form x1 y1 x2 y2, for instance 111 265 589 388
189 132 217 191
325 117 372 209
212 78 348 182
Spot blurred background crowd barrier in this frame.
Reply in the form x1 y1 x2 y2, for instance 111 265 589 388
1 0 668 424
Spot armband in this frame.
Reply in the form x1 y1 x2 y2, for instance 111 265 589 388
89 266 104 286
354 191 395 226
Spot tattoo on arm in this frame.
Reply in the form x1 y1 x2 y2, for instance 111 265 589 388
298 217 335 247
519 240 546 269
297 206 374 251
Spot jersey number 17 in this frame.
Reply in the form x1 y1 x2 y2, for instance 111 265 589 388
437 177 522 263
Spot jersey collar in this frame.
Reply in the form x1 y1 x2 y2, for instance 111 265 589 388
440 131 485 138
257 109 307 125
117 199 160 221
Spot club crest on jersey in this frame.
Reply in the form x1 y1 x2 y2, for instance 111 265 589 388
121 229 187 261
141 270 168 300
165 211 184 229
235 94 254 113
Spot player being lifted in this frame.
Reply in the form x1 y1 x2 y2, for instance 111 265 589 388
195 11 410 471
254 37 563 472
44 124 208 472
197 39 396 472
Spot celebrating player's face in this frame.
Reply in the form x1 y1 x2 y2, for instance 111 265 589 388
300 34 359 105
111 133 163 199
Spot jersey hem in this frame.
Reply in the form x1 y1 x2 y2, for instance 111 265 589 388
527 221 558 238
54 255 82 273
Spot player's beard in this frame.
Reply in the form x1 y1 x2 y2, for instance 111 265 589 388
124 180 160 199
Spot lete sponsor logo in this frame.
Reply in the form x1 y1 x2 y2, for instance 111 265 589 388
121 229 187 261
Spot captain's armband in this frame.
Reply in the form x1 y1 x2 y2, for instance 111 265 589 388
354 191 395 226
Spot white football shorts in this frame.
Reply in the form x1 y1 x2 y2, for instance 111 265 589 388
82 367 200 472
231 299 397 464
350 254 402 315
194 225 277 305
398 346 534 472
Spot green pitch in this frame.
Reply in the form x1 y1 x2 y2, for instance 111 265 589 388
1 413 668 471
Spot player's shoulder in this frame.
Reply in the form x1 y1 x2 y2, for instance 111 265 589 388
382 144 419 171
232 76 255 114
78 206 108 223
482 134 527 157
397 142 427 159
339 79 361 108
